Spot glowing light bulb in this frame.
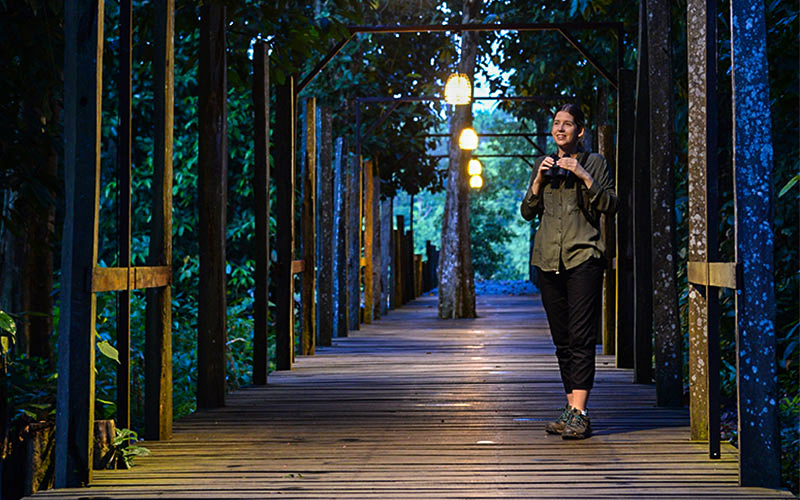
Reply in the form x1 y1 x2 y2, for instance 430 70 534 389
469 175 483 189
468 159 482 176
459 127 478 150
444 73 471 105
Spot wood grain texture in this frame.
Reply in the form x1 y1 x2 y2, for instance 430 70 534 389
34 294 791 499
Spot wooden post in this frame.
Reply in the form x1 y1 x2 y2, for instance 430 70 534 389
395 215 405 306
347 154 361 331
615 69 635 369
197 1 227 409
372 162 381 320
116 0 132 432
598 125 616 356
730 0 780 486
317 109 334 346
687 0 716 446
300 99 316 355
648 0 682 407
383 197 394 311
274 75 295 370
252 41 269 384
414 254 423 298
332 138 348 338
144 0 174 441
633 1 654 384
363 159 374 323
56 0 105 486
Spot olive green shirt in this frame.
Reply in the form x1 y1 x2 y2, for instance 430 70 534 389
519 152 618 272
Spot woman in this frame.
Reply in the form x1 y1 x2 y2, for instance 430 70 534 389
520 104 618 439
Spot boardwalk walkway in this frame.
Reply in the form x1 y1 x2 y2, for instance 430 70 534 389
33 293 792 499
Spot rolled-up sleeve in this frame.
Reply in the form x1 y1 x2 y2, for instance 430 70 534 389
520 158 544 221
585 156 618 215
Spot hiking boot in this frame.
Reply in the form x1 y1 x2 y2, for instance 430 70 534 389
562 408 592 439
544 404 572 435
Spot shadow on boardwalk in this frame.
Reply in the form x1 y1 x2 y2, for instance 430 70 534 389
31 294 793 499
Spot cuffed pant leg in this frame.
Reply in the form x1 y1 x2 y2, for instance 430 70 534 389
536 266 572 394
566 258 605 391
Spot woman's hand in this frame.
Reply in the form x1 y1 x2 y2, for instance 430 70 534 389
557 156 594 189
531 156 555 196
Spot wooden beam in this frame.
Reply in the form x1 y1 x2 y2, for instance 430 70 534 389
371 160 382 320
687 262 738 290
56 0 104 487
145 0 174 441
395 216 405 306
363 160 374 324
614 69 635 369
648 0 682 407
274 76 296 370
90 266 171 292
252 40 269 385
197 1 227 409
632 2 653 384
332 138 348 338
301 98 316 355
317 108 334 346
380 197 392 314
730 0 781 486
598 125 616 356
117 0 133 434
347 154 362 330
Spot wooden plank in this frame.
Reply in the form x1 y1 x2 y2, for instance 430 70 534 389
90 266 170 292
197 1 227 409
647 0 682 407
274 75 296 370
332 138 348 338
317 108 334 346
301 98 316 355
347 154 362 331
38 295 794 499
363 159 374 323
614 69 635 370
133 266 170 289
251 41 269 385
598 125 616 356
632 3 653 384
145 0 174 441
56 0 104 486
730 0 781 486
116 0 132 433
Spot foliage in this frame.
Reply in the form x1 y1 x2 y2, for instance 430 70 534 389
0 311 16 355
5 355 56 436
111 428 150 469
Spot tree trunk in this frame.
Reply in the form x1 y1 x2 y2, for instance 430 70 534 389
438 0 480 319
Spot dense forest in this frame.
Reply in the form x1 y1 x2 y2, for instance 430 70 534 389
0 0 797 495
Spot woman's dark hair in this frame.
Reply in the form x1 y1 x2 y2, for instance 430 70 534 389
554 103 585 131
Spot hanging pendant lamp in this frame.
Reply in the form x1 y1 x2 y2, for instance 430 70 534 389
444 73 472 105
459 127 479 150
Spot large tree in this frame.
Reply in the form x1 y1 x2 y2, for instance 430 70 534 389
438 0 481 319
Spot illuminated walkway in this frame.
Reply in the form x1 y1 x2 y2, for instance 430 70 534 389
32 294 792 499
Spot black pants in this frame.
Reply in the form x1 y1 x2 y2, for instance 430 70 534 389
537 257 605 393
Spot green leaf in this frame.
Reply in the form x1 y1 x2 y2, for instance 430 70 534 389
778 173 799 198
0 310 17 336
96 340 120 364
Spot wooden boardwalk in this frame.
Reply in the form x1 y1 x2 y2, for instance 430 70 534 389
33 293 793 499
